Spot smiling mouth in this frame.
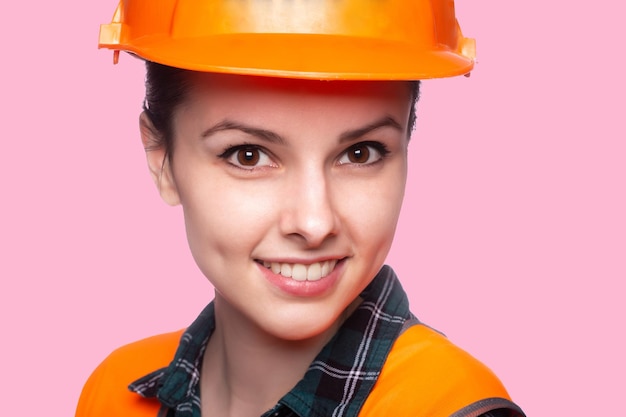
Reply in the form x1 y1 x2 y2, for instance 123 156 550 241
258 259 339 282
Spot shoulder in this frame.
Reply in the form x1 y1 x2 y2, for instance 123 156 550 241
75 330 184 417
382 323 507 392
360 324 523 417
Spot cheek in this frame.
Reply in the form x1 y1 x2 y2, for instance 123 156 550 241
180 179 276 256
337 162 407 250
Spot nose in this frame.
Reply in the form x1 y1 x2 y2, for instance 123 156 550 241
279 168 339 247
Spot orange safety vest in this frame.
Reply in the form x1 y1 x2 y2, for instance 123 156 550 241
76 324 515 417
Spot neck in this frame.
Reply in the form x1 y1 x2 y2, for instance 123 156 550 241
201 293 352 417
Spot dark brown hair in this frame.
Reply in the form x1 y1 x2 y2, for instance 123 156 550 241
142 61 421 160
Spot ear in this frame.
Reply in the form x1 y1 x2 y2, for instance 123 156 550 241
139 112 181 206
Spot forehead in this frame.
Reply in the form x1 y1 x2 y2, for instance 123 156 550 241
171 73 413 145
185 72 412 106
173 73 414 138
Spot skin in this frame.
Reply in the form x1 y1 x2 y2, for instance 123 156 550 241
140 73 412 417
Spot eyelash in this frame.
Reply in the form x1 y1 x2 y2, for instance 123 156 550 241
217 141 391 170
339 141 390 166
217 144 276 170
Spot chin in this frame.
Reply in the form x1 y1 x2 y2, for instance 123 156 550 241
258 301 357 343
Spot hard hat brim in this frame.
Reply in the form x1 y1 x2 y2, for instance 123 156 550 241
103 34 474 80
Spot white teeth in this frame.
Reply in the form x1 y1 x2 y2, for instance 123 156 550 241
280 263 292 278
307 262 322 281
263 260 338 281
291 264 307 281
321 261 329 277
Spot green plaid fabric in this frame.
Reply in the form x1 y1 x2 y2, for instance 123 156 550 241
129 265 413 417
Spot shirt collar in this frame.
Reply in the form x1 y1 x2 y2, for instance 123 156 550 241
129 265 412 417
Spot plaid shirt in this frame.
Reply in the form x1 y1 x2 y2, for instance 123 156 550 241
128 266 517 417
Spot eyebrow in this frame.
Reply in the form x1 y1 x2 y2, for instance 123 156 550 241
201 120 286 144
338 116 404 143
200 115 404 144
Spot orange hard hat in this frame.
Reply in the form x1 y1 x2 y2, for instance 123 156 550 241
99 0 476 80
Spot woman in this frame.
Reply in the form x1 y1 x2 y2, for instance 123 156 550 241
78 1 525 416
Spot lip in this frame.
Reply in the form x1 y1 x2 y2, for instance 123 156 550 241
256 257 346 297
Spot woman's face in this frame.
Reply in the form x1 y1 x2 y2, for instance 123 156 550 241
149 73 411 341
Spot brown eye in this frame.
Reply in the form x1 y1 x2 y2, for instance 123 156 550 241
347 145 370 164
237 148 260 166
219 145 276 170
338 142 389 166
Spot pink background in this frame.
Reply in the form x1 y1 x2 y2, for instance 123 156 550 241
2 1 624 415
